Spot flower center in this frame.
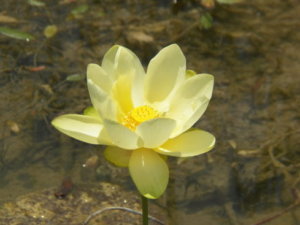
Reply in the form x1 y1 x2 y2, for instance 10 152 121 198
122 105 160 130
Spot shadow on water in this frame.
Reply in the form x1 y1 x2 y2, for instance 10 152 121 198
0 0 299 224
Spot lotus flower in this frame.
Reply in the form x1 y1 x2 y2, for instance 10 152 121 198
52 44 215 199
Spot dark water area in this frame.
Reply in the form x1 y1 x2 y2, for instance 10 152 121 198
0 0 299 224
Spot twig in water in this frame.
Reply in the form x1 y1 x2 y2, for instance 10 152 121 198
250 198 300 225
82 206 165 225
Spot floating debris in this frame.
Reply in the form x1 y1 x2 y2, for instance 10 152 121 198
39 84 53 95
43 25 58 38
201 0 215 9
125 31 154 46
237 149 261 157
82 155 99 169
0 14 20 23
25 65 46 72
228 140 237 149
6 120 20 133
0 26 34 41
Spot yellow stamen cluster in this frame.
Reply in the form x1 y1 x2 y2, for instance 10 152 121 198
122 105 160 130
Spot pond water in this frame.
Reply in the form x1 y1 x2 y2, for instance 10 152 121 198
0 0 299 224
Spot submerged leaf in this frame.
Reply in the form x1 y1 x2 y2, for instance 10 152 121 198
71 4 89 15
66 74 85 82
200 13 213 30
43 25 58 38
0 26 34 41
28 0 46 7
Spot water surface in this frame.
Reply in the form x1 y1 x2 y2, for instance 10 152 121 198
0 0 299 224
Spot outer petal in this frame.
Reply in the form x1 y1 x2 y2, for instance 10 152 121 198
136 118 176 148
167 73 214 137
104 146 132 167
144 44 186 105
87 64 112 93
155 129 215 157
129 149 169 199
51 114 111 145
175 99 209 137
101 45 119 79
104 120 142 149
87 64 117 121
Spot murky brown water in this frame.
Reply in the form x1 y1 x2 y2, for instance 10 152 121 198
0 0 300 224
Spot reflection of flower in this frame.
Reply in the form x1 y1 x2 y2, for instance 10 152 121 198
52 44 215 199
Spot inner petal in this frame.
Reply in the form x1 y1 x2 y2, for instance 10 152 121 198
112 75 133 115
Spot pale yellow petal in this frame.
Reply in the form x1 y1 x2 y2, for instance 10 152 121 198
114 47 146 107
104 120 142 149
156 129 215 157
87 63 112 93
144 44 186 104
129 149 169 199
173 99 209 137
136 118 176 148
131 68 146 107
167 73 214 137
51 114 110 145
101 45 119 79
102 45 146 107
104 146 132 167
87 71 117 121
112 74 133 115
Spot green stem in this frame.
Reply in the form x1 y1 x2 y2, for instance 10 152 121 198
141 195 149 225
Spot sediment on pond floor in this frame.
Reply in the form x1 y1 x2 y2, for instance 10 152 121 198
0 182 165 225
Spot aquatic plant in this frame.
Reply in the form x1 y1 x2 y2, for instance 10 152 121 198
52 44 215 224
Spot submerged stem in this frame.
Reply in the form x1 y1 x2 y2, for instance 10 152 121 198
142 195 149 225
